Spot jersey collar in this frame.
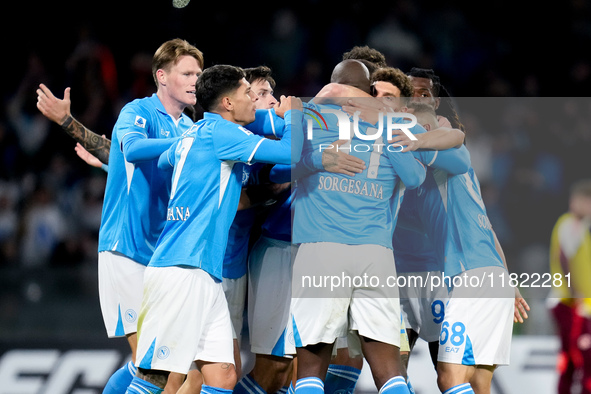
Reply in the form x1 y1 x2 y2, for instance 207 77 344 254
150 94 192 125
150 93 168 116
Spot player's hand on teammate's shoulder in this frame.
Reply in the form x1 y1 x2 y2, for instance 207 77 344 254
36 83 72 126
388 129 422 152
322 139 366 177
342 99 387 125
274 95 303 118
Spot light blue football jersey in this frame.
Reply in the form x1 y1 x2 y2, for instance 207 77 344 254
393 142 475 274
393 188 441 273
97 94 193 265
220 108 286 279
416 167 505 278
150 111 302 281
292 102 427 249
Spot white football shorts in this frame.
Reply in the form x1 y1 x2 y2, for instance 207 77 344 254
437 266 514 366
291 242 401 349
399 270 450 342
222 273 247 342
135 266 234 374
98 251 145 338
248 236 297 357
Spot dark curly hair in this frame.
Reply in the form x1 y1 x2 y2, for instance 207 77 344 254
370 67 414 105
342 45 388 68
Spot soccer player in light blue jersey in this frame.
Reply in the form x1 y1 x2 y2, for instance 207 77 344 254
127 65 303 394
401 101 518 394
393 72 529 394
294 64 469 394
37 38 204 394
232 66 297 394
290 59 472 394
391 103 456 372
222 65 280 380
368 70 465 394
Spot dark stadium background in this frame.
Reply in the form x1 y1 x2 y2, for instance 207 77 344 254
0 1 589 392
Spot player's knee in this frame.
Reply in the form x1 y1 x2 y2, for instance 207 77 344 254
202 363 237 390
222 366 238 390
349 356 364 371
251 356 292 392
436 365 458 393
436 372 452 393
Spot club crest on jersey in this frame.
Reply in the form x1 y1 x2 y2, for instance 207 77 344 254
135 116 146 128
242 166 250 186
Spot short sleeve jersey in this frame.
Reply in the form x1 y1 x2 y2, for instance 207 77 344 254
416 167 505 277
149 113 272 281
98 94 193 265
292 102 426 249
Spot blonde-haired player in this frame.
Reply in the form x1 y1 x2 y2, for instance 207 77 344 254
37 38 204 393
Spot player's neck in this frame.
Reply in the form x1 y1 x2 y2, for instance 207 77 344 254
156 90 187 121
211 108 247 126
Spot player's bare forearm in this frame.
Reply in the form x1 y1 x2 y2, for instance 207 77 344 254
61 115 111 164
315 83 373 105
36 84 110 164
415 127 465 150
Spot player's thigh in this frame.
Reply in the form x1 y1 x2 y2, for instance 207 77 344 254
196 361 236 390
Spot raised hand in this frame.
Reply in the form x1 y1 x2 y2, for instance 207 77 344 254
36 84 71 125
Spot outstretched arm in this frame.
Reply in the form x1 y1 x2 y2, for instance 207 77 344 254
36 83 111 164
389 126 465 152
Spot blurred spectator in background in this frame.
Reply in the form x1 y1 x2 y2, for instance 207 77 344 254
6 53 52 163
65 25 119 133
19 183 66 268
548 179 591 394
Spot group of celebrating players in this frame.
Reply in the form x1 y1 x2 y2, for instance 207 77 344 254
35 38 530 394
